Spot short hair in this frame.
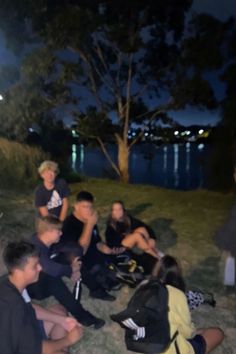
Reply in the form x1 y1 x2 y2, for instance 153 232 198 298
36 215 62 235
38 160 59 175
3 241 39 272
76 190 94 203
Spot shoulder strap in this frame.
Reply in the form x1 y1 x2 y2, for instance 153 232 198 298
174 340 181 354
170 331 181 354
130 280 165 309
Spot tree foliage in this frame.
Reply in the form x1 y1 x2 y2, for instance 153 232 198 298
0 1 235 182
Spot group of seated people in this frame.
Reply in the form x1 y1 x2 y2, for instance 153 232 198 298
0 160 225 354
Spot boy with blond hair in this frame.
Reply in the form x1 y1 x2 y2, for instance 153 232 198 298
28 215 105 330
35 160 69 221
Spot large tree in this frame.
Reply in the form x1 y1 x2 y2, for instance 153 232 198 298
0 1 233 182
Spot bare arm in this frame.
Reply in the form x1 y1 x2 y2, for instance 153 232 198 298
96 242 112 254
97 242 126 255
59 197 69 222
38 206 49 217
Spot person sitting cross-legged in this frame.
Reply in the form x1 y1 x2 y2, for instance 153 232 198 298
152 255 224 354
61 191 121 300
27 215 105 330
0 241 83 354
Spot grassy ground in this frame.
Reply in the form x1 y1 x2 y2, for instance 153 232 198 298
0 179 235 353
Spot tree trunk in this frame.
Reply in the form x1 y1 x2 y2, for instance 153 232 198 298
117 136 129 183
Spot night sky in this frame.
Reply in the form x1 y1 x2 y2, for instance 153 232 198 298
0 0 235 127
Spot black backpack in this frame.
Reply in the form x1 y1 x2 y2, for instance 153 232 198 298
111 279 179 354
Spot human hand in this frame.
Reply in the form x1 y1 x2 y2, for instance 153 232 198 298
71 257 81 272
86 210 98 226
66 325 83 345
62 317 80 332
111 247 126 255
71 270 81 282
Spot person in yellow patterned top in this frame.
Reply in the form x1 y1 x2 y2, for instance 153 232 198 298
152 256 224 354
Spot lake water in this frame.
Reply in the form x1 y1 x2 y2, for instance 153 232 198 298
70 143 209 190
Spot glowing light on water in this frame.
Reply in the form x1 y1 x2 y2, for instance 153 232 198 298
186 142 190 171
80 144 84 171
163 146 167 172
198 143 204 150
173 144 179 187
72 144 77 170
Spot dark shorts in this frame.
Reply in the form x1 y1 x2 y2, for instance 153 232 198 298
188 334 206 354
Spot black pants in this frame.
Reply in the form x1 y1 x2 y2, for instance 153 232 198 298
27 271 93 323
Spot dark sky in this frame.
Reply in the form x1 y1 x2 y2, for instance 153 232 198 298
172 0 236 126
0 0 235 127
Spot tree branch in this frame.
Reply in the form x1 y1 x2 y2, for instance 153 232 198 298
96 137 121 177
129 106 169 149
76 128 120 176
124 53 133 143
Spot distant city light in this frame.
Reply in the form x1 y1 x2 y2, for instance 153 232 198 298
186 130 191 135
132 132 136 136
144 132 149 137
0 94 3 100
198 143 205 150
28 127 34 132
174 131 179 136
198 129 204 135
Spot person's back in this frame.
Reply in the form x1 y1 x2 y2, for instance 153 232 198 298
111 255 224 354
164 284 195 354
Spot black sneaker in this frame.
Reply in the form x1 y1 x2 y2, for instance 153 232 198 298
203 293 216 307
90 289 116 301
81 312 105 330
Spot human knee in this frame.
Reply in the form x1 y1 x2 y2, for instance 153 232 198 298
215 328 224 343
135 227 147 236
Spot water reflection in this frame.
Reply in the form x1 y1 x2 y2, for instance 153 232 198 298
173 144 179 188
71 143 208 190
71 144 77 170
80 144 85 171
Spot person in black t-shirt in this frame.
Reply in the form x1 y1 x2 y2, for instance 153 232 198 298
61 191 121 300
34 160 70 221
0 241 83 354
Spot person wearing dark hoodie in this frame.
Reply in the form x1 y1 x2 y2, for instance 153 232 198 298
28 215 105 330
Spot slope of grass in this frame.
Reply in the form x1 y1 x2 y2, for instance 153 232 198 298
0 138 47 189
0 179 235 353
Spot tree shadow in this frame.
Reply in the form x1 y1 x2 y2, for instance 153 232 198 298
129 203 153 216
149 217 178 250
185 256 221 292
